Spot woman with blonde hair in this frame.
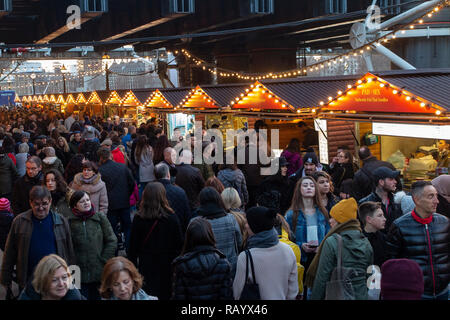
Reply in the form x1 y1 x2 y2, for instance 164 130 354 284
221 187 248 249
100 256 157 300
18 254 84 300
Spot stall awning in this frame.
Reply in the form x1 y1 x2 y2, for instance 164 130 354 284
56 95 66 104
105 91 125 105
121 90 142 107
64 94 76 105
37 96 44 103
179 85 221 112
43 95 50 103
87 91 103 105
317 71 449 124
15 94 21 103
75 93 88 105
49 95 57 103
144 89 174 110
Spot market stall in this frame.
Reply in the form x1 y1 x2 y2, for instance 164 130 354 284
317 70 450 189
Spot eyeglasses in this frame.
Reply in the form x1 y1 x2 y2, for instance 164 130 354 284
31 201 50 208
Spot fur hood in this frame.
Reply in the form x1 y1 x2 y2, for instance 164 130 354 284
71 172 105 194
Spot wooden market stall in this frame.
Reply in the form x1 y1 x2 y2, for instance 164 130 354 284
317 70 450 188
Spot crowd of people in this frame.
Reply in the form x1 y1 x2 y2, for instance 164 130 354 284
0 108 448 301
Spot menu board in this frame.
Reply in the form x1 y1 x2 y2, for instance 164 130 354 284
373 123 450 140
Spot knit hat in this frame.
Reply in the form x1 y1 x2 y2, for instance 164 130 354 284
256 190 281 213
380 259 424 300
84 126 95 140
246 206 277 234
330 197 358 223
303 152 318 165
101 138 112 147
0 197 11 212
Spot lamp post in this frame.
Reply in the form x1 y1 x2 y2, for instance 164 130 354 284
61 64 68 94
30 73 36 95
103 54 111 91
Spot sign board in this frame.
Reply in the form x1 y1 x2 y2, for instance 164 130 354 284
314 119 328 164
373 122 450 140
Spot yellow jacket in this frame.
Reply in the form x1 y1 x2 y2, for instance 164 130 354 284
279 229 304 294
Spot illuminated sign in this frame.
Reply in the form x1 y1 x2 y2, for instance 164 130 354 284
373 122 450 140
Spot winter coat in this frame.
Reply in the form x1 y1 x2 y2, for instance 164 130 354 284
0 154 20 195
259 172 293 215
285 208 331 264
67 211 117 283
362 229 389 268
50 193 72 218
0 210 76 288
11 171 43 215
70 173 109 214
0 210 14 251
386 212 450 296
135 147 155 183
281 149 303 176
218 168 249 208
351 157 397 201
194 203 242 275
15 152 28 177
436 194 450 219
42 157 64 176
172 245 233 300
128 213 183 300
311 229 373 300
19 282 84 300
112 146 126 165
328 162 355 195
78 140 100 162
175 163 205 210
359 191 403 234
98 160 135 211
158 179 191 234
68 140 81 155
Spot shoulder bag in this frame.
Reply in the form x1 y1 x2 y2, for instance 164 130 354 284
239 249 261 300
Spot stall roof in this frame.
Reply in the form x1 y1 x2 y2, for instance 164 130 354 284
158 87 192 107
132 90 152 106
201 83 250 107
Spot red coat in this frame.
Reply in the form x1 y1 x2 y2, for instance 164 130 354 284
111 147 125 164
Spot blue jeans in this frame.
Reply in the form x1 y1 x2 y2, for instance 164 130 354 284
107 208 132 252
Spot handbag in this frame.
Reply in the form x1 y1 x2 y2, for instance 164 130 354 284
325 234 356 300
239 249 261 300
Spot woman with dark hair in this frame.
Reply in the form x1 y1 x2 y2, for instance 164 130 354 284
171 217 233 300
195 187 242 276
43 169 71 218
328 150 356 196
64 154 86 184
128 182 183 300
312 171 339 214
70 160 108 214
134 135 155 197
68 190 117 300
284 176 330 298
153 134 170 165
205 176 225 194
217 160 248 209
281 138 303 176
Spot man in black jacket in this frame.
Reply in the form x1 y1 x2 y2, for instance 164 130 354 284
386 181 450 300
11 156 43 215
358 166 403 233
175 150 205 211
352 146 398 201
98 148 135 251
155 163 191 234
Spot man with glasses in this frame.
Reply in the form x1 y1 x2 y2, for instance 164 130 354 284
0 186 75 294
11 156 44 215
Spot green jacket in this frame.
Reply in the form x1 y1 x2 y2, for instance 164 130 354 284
311 229 373 300
67 212 117 283
51 195 72 219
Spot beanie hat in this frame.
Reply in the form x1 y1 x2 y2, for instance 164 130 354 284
303 152 318 165
246 206 277 234
380 259 424 300
330 197 358 223
0 197 11 212
256 190 281 213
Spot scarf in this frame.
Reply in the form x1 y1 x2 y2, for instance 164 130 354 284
246 228 279 249
71 206 96 221
411 210 433 225
80 173 99 185
305 219 361 288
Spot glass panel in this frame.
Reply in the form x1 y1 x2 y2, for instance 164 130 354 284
88 0 94 11
0 0 5 11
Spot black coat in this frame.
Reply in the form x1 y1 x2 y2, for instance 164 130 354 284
158 178 192 234
328 162 355 195
171 245 233 300
175 164 205 210
78 140 100 162
351 157 397 201
98 160 135 211
0 210 14 251
436 194 450 219
128 213 183 300
386 213 450 296
11 171 43 215
259 173 293 215
359 191 403 234
0 154 20 195
362 229 389 268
